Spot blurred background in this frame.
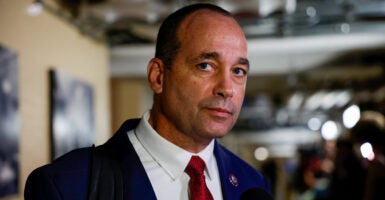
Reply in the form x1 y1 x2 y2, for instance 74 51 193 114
1 0 385 199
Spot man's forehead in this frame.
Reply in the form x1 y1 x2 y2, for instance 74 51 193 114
179 9 234 33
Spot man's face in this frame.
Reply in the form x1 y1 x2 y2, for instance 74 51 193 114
155 10 248 145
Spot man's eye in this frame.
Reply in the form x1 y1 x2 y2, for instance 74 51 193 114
233 68 247 76
197 63 212 71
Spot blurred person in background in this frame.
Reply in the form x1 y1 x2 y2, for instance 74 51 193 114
290 148 328 200
326 138 366 200
350 111 385 200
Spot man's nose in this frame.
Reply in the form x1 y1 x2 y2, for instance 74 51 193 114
213 71 234 98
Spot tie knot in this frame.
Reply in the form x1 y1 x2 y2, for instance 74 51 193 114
185 156 206 177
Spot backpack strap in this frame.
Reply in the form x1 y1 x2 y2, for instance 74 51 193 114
87 145 123 200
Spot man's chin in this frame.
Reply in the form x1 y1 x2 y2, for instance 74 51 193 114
196 117 235 138
205 127 232 139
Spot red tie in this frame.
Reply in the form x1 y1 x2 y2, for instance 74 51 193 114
185 156 214 200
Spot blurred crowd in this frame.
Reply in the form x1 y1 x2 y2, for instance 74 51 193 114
289 110 385 200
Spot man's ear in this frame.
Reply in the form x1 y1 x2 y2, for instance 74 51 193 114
147 58 165 94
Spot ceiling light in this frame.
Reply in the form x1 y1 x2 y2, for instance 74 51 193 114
360 142 374 160
27 0 43 16
308 117 322 131
254 147 269 161
342 104 360 129
321 120 339 140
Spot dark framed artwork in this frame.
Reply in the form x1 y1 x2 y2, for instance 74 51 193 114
0 44 20 197
50 69 95 160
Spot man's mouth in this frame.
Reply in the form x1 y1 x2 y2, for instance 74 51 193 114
206 107 233 118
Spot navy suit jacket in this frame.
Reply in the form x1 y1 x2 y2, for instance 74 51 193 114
25 119 270 200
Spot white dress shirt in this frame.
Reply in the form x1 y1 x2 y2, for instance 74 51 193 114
127 111 223 200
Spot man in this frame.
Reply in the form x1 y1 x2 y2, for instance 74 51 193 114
25 3 271 200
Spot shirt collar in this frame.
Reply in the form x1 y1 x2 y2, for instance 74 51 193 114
194 139 216 180
135 110 216 180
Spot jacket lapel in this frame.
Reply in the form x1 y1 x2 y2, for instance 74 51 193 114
104 119 157 200
214 141 244 200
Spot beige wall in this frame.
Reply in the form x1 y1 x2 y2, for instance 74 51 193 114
0 1 110 199
110 78 153 132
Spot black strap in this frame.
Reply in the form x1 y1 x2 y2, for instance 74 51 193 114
87 145 123 200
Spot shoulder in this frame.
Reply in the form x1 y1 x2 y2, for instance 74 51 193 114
24 119 141 199
36 147 93 174
25 147 93 200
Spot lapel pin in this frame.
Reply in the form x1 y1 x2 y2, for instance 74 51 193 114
228 173 239 187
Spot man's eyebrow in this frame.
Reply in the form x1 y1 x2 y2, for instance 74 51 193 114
191 52 249 68
188 52 219 63
239 57 250 69
198 52 220 60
